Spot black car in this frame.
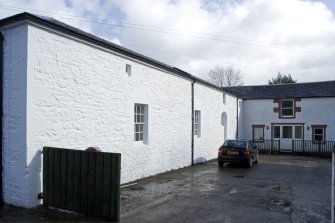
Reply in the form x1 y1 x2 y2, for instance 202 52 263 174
218 140 259 168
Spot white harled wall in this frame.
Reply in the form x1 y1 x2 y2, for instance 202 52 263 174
2 24 28 207
193 83 238 164
24 23 196 207
0 22 240 208
240 98 335 141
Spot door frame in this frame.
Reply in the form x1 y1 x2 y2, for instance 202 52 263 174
271 123 305 151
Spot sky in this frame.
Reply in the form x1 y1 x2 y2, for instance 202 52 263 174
0 0 335 85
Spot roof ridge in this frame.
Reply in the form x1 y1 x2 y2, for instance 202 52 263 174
0 12 242 98
224 79 335 88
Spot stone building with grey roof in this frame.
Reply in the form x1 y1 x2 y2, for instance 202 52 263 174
224 81 335 153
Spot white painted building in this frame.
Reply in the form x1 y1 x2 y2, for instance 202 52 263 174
0 13 238 207
0 13 334 208
224 82 335 150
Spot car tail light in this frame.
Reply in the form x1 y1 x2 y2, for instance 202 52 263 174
218 148 222 155
243 148 250 156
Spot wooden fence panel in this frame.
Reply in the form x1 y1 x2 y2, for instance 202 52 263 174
43 147 121 221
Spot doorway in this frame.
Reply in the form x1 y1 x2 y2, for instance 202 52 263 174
272 124 303 151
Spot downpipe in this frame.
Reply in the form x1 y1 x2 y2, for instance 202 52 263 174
0 32 4 206
236 97 239 139
191 80 195 166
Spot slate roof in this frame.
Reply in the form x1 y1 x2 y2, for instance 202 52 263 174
0 12 194 79
223 80 335 99
0 12 236 95
1 13 334 100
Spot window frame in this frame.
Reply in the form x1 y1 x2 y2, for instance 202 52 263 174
312 125 327 144
282 125 293 139
194 110 201 137
294 126 303 139
273 126 281 139
134 104 148 143
280 99 294 118
252 125 265 142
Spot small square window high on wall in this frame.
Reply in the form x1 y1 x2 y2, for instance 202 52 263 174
126 64 132 76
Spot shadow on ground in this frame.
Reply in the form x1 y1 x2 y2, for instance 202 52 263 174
0 205 99 222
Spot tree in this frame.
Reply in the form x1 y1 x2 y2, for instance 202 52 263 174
208 66 244 87
269 72 297 84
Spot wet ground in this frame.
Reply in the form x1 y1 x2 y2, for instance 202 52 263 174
0 155 330 222
0 205 100 222
121 155 331 223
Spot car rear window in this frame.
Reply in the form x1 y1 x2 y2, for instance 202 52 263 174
223 140 246 148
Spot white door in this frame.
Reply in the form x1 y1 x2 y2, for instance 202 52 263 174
281 126 293 151
273 125 303 151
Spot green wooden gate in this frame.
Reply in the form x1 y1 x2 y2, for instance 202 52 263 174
43 147 121 221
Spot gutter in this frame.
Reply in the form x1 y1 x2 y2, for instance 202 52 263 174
0 32 3 206
191 79 195 166
0 13 194 82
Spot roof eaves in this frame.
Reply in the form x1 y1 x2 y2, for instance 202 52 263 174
0 12 193 80
191 75 239 97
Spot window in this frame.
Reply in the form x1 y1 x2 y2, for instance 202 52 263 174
134 104 147 142
273 98 301 119
223 140 246 148
314 129 324 142
126 64 132 76
194 110 201 137
312 125 327 143
252 125 264 142
281 99 294 117
295 126 302 139
273 126 280 138
282 126 292 138
223 93 226 104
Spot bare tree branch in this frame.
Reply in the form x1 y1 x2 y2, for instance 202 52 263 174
208 66 244 87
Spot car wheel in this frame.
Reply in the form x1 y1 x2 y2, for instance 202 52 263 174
218 161 224 167
247 157 253 168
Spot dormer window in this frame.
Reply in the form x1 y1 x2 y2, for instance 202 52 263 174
281 99 294 117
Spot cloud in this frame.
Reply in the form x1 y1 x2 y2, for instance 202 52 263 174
115 0 335 84
0 0 119 35
0 0 334 84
